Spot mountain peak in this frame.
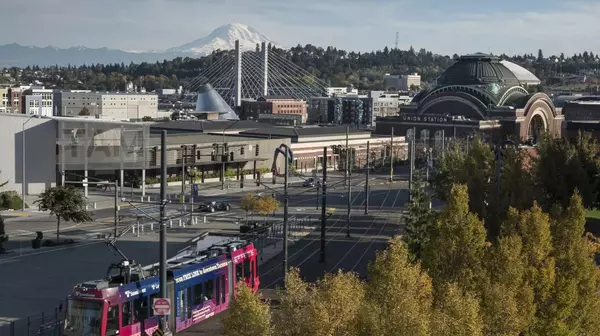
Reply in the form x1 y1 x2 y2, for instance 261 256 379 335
166 23 281 55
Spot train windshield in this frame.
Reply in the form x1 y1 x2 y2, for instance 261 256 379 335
64 299 102 336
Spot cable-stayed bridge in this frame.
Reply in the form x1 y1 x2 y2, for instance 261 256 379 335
182 41 328 108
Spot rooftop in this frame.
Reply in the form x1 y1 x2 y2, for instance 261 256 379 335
438 54 521 87
148 133 264 147
239 126 370 138
150 120 275 133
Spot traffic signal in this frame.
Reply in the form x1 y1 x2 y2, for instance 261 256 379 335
230 152 234 161
255 144 260 156
240 146 245 155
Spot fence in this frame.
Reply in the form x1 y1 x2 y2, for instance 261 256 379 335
0 302 65 336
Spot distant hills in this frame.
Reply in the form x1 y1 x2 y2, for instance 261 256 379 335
0 23 281 68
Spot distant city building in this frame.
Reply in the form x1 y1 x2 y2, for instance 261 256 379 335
155 88 178 97
562 97 600 141
0 88 8 113
383 73 421 91
23 87 54 116
326 86 358 97
376 54 561 142
8 87 22 113
307 97 372 127
240 96 307 124
56 91 158 120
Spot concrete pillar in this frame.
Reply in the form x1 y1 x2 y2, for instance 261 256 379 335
120 169 124 196
261 42 269 96
141 169 146 197
83 171 88 197
235 40 242 107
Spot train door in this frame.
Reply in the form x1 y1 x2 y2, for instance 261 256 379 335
103 304 119 336
244 257 252 288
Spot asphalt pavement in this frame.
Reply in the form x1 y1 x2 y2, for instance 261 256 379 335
0 172 407 331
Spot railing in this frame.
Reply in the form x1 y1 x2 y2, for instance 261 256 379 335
0 302 65 336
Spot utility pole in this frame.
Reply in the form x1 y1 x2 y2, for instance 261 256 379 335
320 147 327 263
221 143 228 191
159 131 168 333
282 146 290 288
345 126 349 186
346 145 351 238
316 183 320 210
181 145 186 202
495 144 501 201
365 141 370 215
389 127 394 182
408 127 416 202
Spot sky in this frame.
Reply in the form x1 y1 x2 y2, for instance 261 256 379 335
1 0 599 56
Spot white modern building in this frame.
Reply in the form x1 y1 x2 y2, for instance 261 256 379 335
56 91 158 120
22 87 54 116
326 86 358 97
0 114 57 197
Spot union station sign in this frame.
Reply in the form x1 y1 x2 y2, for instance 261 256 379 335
401 114 452 123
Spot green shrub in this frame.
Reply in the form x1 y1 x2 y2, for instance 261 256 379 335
0 191 26 210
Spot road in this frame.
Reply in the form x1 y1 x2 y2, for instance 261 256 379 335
179 176 405 335
0 172 407 329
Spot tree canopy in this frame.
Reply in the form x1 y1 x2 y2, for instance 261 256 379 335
34 186 92 241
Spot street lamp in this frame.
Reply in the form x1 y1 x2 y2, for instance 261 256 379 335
22 114 40 211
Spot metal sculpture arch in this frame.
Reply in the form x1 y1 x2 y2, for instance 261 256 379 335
272 143 294 176
497 86 529 106
422 85 498 107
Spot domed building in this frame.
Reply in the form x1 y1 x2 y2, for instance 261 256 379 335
375 54 562 142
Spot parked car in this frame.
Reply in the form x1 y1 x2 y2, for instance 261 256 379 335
198 201 231 213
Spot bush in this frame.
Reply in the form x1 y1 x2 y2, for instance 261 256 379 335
0 191 26 210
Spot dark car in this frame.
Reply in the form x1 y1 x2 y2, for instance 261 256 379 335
302 178 321 187
198 201 231 213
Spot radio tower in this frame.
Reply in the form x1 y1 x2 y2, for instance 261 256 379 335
395 32 399 50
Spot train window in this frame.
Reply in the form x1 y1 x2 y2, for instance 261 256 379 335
216 279 221 305
149 293 159 317
221 275 226 303
205 279 215 300
193 283 204 305
133 296 148 323
121 302 133 327
251 261 255 288
106 305 119 335
244 259 251 280
236 262 244 282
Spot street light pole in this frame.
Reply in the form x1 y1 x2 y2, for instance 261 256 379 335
282 146 289 288
159 131 168 333
365 141 370 215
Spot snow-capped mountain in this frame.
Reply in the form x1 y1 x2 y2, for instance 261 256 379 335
167 23 282 55
0 23 282 67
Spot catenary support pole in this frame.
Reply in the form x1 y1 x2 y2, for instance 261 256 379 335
114 181 118 238
409 127 416 202
320 147 327 263
181 146 186 202
365 141 370 215
390 127 394 182
346 145 351 238
159 131 168 333
282 147 289 287
345 126 349 185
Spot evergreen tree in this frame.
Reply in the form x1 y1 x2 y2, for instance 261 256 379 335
361 238 432 336
540 193 600 335
422 184 487 292
403 168 434 260
431 283 484 336
222 283 271 336
481 235 535 335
